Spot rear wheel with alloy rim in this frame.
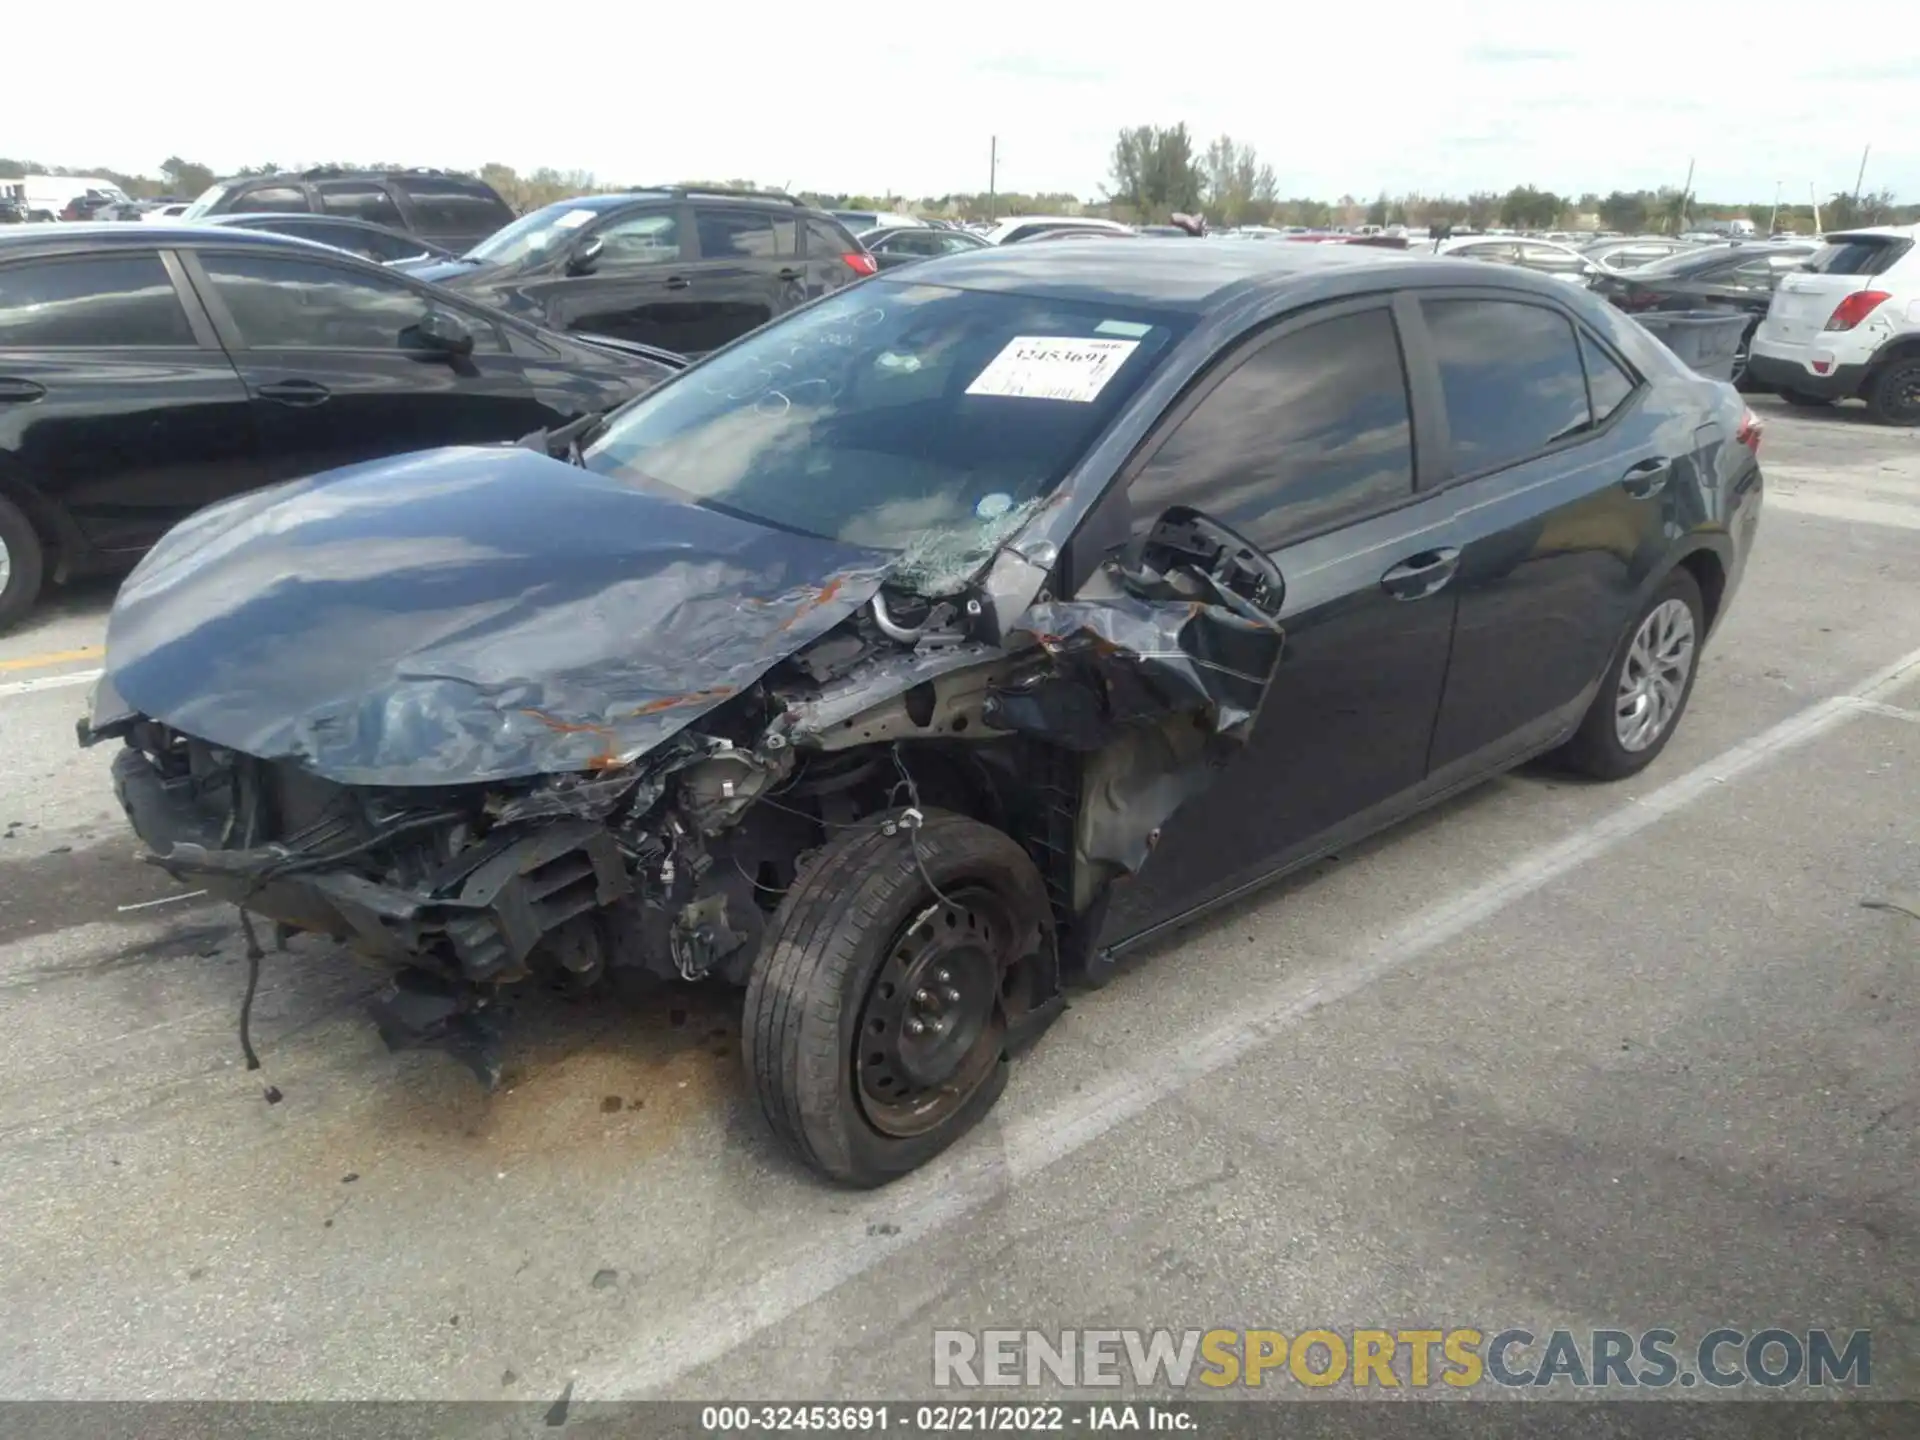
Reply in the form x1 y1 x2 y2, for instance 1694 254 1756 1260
0 496 46 631
1558 568 1704 780
1865 357 1920 427
744 808 1053 1186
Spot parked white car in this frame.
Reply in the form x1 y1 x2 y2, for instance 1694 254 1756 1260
981 215 1133 245
1436 235 1601 284
1747 225 1920 425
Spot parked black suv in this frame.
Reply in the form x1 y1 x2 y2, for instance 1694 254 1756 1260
180 169 516 254
0 225 681 626
398 187 876 355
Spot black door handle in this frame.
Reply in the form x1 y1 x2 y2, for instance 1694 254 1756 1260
1620 457 1671 499
257 380 331 407
664 276 691 291
0 377 47 402
1380 547 1461 601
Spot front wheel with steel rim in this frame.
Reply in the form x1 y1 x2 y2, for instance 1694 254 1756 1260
1557 568 1706 781
1865 357 1920 427
0 494 47 632
744 808 1054 1187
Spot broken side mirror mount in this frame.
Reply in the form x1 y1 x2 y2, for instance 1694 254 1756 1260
1118 505 1285 625
568 235 604 276
409 308 475 357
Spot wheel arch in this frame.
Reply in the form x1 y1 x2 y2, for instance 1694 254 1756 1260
0 464 82 583
1865 333 1920 382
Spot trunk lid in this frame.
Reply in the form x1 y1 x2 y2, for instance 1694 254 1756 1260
1765 231 1914 343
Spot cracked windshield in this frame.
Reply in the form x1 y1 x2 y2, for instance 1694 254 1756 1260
581 284 1181 587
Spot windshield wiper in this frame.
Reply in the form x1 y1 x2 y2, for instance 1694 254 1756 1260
516 410 604 465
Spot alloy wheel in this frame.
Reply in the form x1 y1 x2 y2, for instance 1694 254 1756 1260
1614 598 1696 752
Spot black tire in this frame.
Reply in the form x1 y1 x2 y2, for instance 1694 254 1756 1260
744 808 1053 1187
1779 389 1836 408
1557 568 1705 781
1731 324 1759 393
0 495 46 631
1864 357 1920 427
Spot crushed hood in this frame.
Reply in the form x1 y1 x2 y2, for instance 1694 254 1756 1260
98 446 892 786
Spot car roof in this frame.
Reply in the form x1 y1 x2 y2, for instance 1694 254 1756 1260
0 223 384 257
205 212 387 229
883 235 1521 313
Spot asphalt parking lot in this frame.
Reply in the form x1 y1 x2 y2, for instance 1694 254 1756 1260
0 394 1915 1403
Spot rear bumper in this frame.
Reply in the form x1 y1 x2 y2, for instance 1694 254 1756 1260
1745 352 1868 400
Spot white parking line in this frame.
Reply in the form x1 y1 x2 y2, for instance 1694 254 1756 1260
0 668 102 701
1766 492 1920 530
579 638 1920 1399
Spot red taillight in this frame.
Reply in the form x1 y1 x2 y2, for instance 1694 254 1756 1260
842 251 877 277
1822 289 1890 332
1736 406 1763 456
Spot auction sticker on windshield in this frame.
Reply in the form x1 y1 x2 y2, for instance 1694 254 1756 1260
966 336 1141 403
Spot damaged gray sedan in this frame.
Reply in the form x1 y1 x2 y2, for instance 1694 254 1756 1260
83 241 1760 1185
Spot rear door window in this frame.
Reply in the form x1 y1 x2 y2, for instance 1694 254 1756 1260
0 254 196 347
227 184 312 214
1804 234 1914 277
198 251 502 353
316 181 406 229
594 210 682 265
695 208 794 260
1422 298 1592 475
1130 306 1415 548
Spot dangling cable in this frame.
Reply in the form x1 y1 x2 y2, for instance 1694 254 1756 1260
890 745 957 909
238 910 264 1071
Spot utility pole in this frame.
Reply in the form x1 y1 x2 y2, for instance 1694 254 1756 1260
988 136 998 221
1768 180 1781 236
1678 157 1694 234
1810 182 1822 237
1851 143 1871 211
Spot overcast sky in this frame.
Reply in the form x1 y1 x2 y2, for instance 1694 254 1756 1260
11 2 1917 204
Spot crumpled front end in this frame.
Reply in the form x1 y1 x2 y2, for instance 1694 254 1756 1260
94 446 1292 1087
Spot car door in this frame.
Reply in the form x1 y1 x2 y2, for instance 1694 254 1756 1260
679 205 803 353
0 249 262 554
1090 299 1461 944
1412 293 1670 784
182 247 560 482
532 205 689 349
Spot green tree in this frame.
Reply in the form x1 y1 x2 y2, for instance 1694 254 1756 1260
159 156 215 198
1499 185 1564 229
1465 191 1501 229
1597 190 1651 233
1201 135 1277 226
1107 124 1203 221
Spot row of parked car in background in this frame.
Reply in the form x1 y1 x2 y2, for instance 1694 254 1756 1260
2 165 1917 630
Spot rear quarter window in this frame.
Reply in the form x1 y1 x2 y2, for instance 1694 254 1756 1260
806 218 858 257
392 178 514 235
